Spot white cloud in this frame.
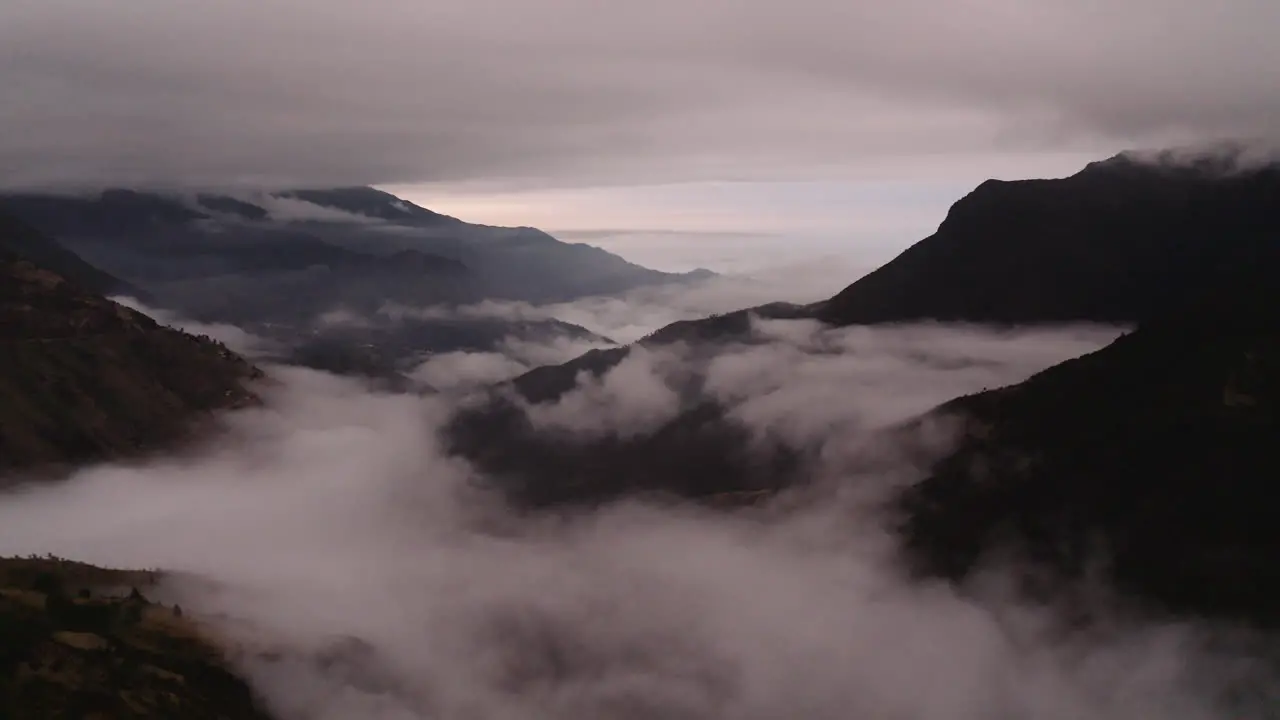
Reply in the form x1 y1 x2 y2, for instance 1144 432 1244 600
251 195 387 224
522 346 686 439
410 351 529 392
0 358 1265 720
381 262 860 346
111 294 274 356
0 260 1270 720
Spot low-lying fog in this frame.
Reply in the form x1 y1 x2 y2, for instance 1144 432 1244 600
2 253 1274 719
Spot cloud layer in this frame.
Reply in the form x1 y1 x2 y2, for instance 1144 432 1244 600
0 333 1270 719
1 260 1275 720
3 0 1278 188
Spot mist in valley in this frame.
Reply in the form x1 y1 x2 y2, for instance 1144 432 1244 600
1 262 1273 720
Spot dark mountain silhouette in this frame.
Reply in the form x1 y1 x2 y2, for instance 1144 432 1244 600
447 151 1280 615
897 240 1280 625
460 153 1280 401
818 152 1280 326
0 215 262 478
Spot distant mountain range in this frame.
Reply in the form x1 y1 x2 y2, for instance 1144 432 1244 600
0 186 710 376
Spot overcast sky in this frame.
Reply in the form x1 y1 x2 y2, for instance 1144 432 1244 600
3 0 1277 254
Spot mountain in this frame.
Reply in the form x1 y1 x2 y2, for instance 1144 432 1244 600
0 216 262 477
275 186 459 224
0 187 705 371
0 212 139 298
0 188 708 304
896 239 1280 625
277 315 612 389
447 152 1280 536
0 556 272 719
818 152 1280 326
448 149 1280 625
465 153 1279 394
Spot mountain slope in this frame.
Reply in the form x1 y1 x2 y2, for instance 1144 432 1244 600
0 187 708 305
447 151 1280 520
0 213 138 298
0 187 707 371
0 218 262 477
896 241 1280 625
0 556 272 719
466 153 1280 401
819 154 1280 326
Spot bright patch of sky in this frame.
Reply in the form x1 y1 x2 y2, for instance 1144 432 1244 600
385 150 1100 274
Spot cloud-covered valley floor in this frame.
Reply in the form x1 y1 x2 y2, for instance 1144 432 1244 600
1 271 1276 720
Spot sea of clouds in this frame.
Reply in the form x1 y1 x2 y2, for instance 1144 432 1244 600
2 260 1275 720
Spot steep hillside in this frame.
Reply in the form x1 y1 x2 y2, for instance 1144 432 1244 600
0 556 271 719
897 242 1280 625
819 154 1280 326
447 151 1280 529
0 187 708 305
0 212 138 298
462 153 1280 403
0 187 705 371
0 223 262 476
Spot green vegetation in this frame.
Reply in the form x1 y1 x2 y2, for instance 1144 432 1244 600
0 555 272 719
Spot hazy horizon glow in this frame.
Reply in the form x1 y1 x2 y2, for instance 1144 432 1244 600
379 150 1106 272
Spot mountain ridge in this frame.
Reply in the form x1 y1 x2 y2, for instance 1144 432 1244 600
0 186 711 373
897 238 1280 624
480 152 1280 404
445 150 1280 618
0 214 263 477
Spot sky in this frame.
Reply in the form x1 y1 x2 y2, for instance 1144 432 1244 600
383 154 1100 271
2 0 1278 266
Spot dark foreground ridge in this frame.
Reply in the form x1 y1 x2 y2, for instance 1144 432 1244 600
899 240 1280 625
0 556 272 719
0 213 262 477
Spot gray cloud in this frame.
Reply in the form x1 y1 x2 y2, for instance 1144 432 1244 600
2 0 1277 188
